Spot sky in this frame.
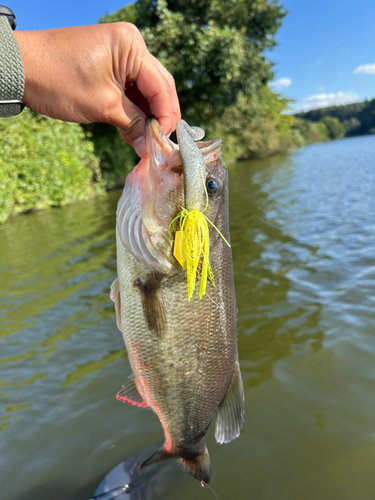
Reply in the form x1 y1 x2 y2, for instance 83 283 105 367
11 0 375 113
268 0 375 112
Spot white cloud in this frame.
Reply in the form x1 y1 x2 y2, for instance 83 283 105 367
294 91 359 113
353 63 375 75
269 78 292 91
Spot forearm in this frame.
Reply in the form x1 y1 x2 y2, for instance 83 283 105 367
14 26 119 123
5 21 180 157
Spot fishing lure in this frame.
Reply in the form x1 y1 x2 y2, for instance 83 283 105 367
169 183 230 301
169 120 230 301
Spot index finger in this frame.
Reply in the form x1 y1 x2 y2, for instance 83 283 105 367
150 55 181 133
136 53 181 136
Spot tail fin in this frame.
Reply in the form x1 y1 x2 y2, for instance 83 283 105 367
178 446 212 485
139 445 212 484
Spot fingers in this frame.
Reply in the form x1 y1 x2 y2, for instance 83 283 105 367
150 55 181 134
104 22 181 155
116 53 180 156
108 94 147 157
125 84 152 118
135 51 181 136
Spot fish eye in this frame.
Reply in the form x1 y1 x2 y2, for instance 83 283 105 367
206 178 220 196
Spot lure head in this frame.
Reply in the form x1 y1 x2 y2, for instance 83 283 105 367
116 117 228 278
174 120 230 299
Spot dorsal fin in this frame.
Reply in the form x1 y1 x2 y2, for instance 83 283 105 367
116 375 149 409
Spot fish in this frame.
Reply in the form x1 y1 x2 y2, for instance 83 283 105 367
110 116 244 485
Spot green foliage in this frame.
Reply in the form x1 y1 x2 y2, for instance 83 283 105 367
101 3 138 23
314 122 329 142
295 101 366 124
359 99 375 135
82 123 138 188
100 0 286 127
321 116 345 140
0 110 103 223
296 98 375 137
210 86 301 161
96 0 297 169
292 118 328 144
210 0 285 50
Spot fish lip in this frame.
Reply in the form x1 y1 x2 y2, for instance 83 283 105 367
147 116 160 153
148 115 161 139
147 115 176 162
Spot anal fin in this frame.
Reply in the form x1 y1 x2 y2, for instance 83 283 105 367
116 375 149 409
215 360 245 444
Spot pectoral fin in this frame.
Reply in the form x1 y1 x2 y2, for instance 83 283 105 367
134 274 167 338
215 360 245 444
110 277 122 332
116 375 149 409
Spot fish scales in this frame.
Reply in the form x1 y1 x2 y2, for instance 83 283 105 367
111 117 244 484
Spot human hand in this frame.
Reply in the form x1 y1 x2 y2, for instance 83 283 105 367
15 23 181 157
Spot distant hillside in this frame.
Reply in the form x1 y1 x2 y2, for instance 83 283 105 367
295 98 375 137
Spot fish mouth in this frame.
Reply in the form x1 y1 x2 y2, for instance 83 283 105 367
116 117 223 275
116 117 178 274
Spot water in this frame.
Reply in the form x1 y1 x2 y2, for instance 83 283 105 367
1 135 375 500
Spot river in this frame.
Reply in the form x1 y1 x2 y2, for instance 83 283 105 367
1 135 375 500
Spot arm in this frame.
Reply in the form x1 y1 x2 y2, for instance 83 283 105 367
14 23 180 157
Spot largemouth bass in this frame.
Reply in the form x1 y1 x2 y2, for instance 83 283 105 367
110 117 244 485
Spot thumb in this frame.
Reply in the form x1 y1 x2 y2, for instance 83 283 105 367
113 96 148 158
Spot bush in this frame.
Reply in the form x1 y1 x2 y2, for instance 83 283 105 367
321 116 345 140
208 86 302 162
82 123 138 189
292 118 329 144
0 110 103 223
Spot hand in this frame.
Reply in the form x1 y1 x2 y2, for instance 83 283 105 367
15 23 181 157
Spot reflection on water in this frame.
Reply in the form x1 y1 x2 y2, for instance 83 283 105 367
63 349 126 387
1 136 375 499
230 154 324 390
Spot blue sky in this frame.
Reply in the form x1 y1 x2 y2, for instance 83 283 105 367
11 0 375 113
268 0 375 111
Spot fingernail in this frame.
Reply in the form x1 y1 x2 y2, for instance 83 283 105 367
133 136 147 158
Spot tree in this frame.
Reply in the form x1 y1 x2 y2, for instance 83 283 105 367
213 86 300 161
95 0 298 175
359 98 375 135
295 99 375 138
321 116 345 140
100 0 286 130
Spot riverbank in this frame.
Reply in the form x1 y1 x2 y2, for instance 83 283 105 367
0 110 105 224
0 108 349 224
